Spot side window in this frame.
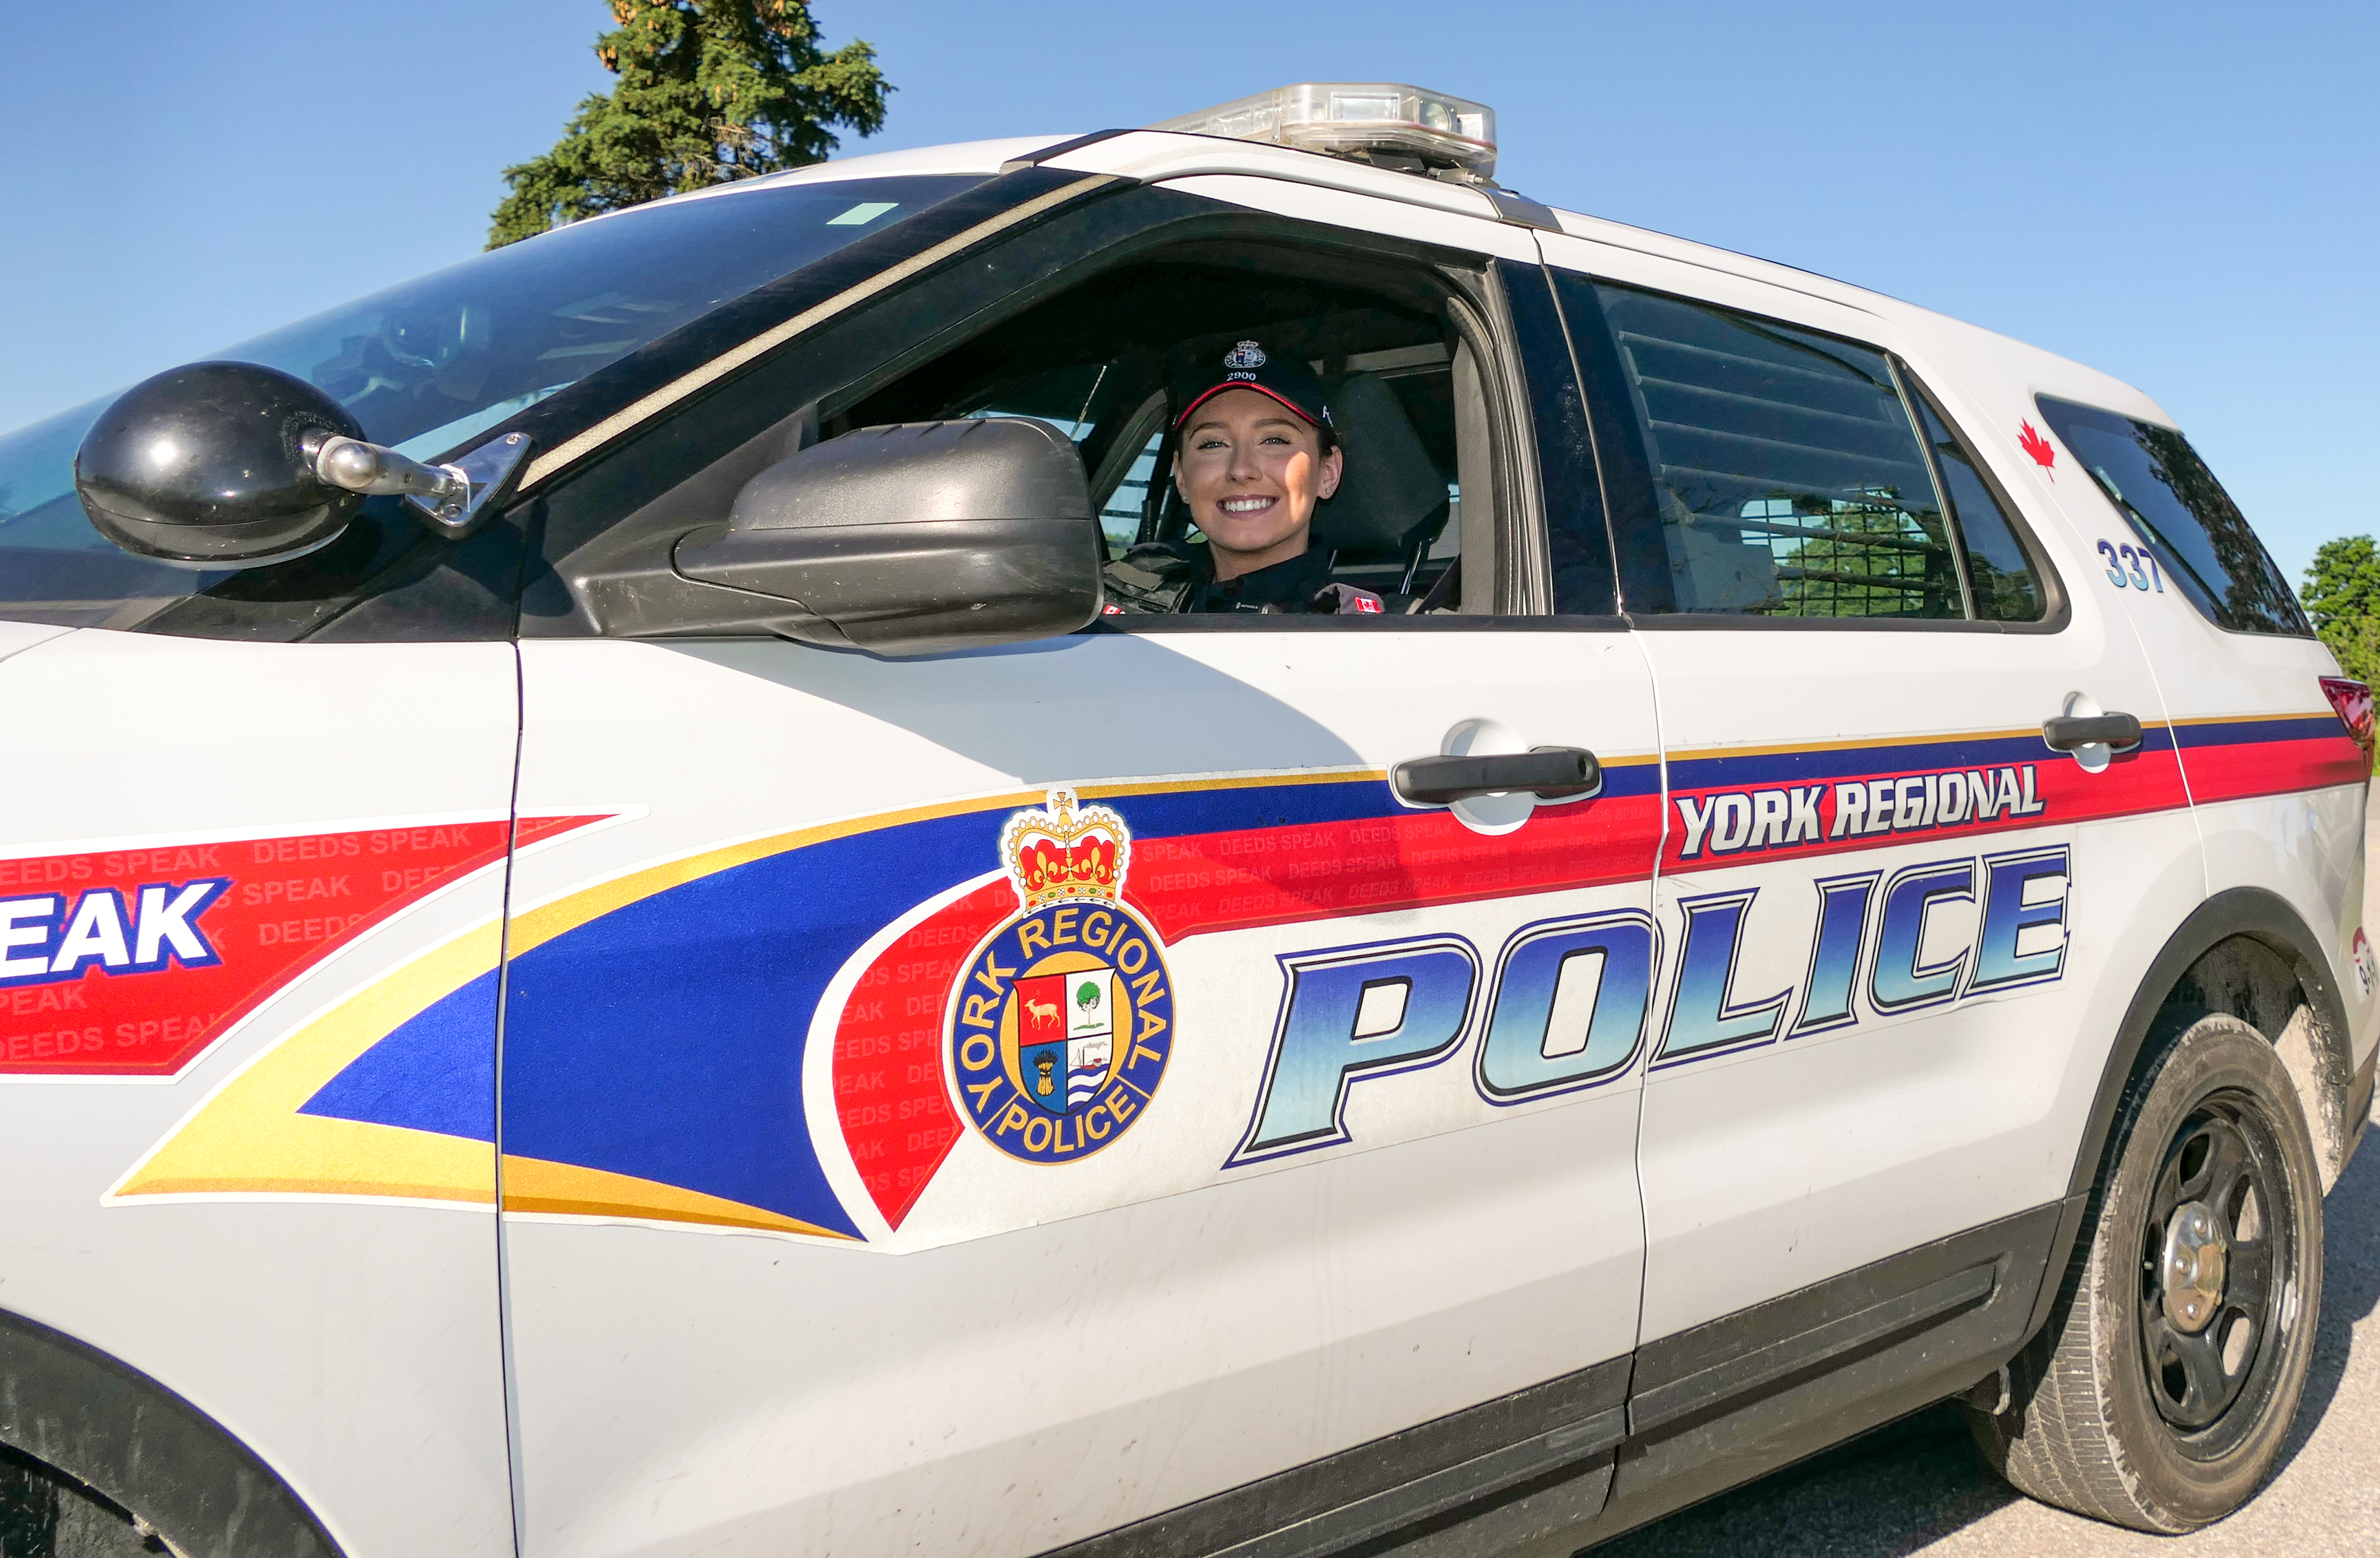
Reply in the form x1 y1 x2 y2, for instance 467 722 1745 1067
2034 396 2308 636
1907 383 2046 622
519 191 1547 639
1093 404 1168 557
838 248 1475 617
1593 284 1963 620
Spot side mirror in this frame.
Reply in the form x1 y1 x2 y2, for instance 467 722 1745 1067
73 362 367 566
673 419 1104 656
73 361 530 567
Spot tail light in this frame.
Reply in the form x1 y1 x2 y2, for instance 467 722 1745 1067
2321 676 2375 774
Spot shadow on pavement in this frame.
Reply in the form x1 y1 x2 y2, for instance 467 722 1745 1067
2271 1107 2380 1477
1588 1107 2380 1556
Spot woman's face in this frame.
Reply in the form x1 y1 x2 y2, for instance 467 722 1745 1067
1173 388 1344 580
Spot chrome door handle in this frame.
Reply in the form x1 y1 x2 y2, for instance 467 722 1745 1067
1392 746 1602 806
2042 713 2142 752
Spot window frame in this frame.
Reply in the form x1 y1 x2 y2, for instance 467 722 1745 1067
522 180 1619 640
1899 369 2068 632
1549 269 2069 635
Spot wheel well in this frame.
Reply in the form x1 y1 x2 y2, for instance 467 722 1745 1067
0 1306 344 1558
2013 887 2355 1354
2163 931 2355 1191
2067 889 2351 1208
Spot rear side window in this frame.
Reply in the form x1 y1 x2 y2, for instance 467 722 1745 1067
2034 396 2307 636
1908 384 2043 622
1588 284 2039 622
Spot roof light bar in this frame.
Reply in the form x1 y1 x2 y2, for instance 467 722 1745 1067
1151 83 1497 181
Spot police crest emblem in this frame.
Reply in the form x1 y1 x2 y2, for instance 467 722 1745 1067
947 789 1172 1163
1223 340 1267 370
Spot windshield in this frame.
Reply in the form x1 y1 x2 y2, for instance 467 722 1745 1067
0 173 983 627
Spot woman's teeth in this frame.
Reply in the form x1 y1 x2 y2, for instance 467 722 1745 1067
1219 496 1275 514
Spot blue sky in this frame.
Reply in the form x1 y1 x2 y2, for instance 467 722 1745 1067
2 1 2368 586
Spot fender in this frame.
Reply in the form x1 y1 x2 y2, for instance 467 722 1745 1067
0 1306 342 1557
2020 886 2352 1341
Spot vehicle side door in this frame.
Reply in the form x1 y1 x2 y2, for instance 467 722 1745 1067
1537 234 2202 1526
492 177 1660 1557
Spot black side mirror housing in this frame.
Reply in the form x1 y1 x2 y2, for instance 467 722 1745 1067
73 362 366 566
673 419 1104 656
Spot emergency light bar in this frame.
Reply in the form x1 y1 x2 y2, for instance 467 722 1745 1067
1151 83 1498 181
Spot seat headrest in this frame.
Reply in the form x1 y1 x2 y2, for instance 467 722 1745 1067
1310 370 1449 554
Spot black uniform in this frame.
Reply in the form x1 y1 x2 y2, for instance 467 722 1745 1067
1102 540 1384 615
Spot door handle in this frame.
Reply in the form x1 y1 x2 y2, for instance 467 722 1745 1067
1392 746 1601 806
2042 713 2142 752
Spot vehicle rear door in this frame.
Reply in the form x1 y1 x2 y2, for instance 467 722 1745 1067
1538 235 2202 1509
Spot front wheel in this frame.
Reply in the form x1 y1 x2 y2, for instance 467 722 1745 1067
1968 1012 2323 1531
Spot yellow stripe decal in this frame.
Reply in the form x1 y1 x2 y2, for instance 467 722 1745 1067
501 1155 851 1238
113 925 504 1204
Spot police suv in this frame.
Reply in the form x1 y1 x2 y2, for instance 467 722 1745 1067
0 83 2368 1558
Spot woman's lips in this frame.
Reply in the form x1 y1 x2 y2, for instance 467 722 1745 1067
1217 494 1278 515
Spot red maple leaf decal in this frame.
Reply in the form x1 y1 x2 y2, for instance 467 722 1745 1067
2018 420 2057 477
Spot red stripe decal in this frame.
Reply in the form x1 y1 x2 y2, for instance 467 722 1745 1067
831 797 1666 1226
0 815 608 1078
834 881 1012 1228
2177 736 2366 805
1125 798 1666 944
1661 750 2191 875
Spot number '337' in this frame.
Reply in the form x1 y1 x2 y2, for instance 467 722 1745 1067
2098 539 2164 592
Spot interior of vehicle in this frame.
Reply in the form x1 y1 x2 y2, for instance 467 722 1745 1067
833 240 1479 614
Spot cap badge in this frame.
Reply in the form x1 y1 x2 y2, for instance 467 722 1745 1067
1223 340 1267 371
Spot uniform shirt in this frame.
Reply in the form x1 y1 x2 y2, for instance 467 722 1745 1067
1102 541 1385 615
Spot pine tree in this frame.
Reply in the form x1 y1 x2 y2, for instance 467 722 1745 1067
488 1 890 249
2304 535 2380 682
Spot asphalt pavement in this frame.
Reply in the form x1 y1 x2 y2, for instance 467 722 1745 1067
1598 797 2380 1557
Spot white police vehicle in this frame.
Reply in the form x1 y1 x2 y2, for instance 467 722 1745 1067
0 83 2368 1558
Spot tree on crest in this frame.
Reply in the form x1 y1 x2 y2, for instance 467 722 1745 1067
488 0 889 249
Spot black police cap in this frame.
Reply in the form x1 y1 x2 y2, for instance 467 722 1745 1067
1172 340 1334 433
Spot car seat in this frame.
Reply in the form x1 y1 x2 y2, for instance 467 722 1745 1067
1311 370 1453 596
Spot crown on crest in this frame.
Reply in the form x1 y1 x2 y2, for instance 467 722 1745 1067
1002 789 1130 912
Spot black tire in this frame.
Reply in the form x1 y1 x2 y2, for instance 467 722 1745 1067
1966 1011 2323 1531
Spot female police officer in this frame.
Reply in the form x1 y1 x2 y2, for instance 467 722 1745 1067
1103 340 1385 614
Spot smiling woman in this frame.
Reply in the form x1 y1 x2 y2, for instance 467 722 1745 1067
1113 341 1372 613
0 173 982 629
1180 384 1343 575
